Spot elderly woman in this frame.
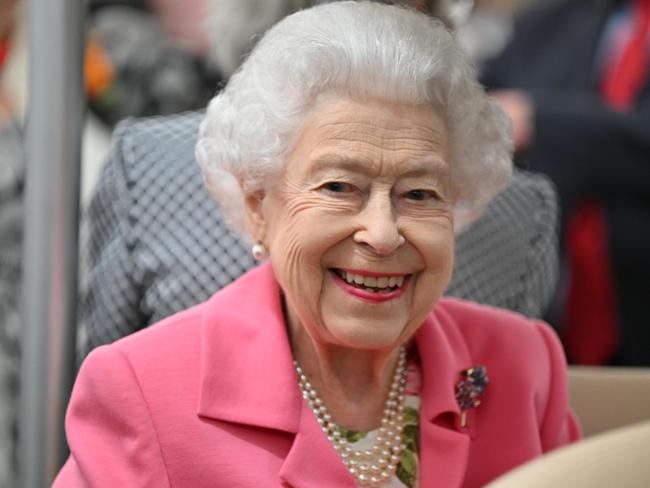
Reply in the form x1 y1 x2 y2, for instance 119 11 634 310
54 2 579 487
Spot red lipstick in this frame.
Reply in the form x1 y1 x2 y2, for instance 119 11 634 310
331 271 410 303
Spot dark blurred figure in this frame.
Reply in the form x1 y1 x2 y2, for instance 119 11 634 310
483 0 650 366
86 0 223 127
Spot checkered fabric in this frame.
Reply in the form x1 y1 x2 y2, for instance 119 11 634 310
0 122 23 487
79 111 559 357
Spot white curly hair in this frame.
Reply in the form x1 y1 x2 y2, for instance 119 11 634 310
196 1 512 240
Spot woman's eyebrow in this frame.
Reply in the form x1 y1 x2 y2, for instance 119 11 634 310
309 154 448 177
400 157 448 177
309 154 367 175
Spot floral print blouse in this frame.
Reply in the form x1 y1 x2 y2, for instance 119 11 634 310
339 348 422 487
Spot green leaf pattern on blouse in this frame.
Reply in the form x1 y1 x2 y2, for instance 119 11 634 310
339 426 369 444
395 403 420 488
342 397 421 488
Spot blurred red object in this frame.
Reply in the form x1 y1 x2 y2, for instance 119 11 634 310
565 202 619 365
0 40 9 70
601 0 650 109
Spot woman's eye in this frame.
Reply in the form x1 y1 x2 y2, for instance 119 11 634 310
322 181 354 193
405 189 435 201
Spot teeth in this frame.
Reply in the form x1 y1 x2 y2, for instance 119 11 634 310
337 270 407 289
364 276 377 287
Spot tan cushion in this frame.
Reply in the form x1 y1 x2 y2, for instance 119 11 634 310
486 420 650 488
568 366 650 437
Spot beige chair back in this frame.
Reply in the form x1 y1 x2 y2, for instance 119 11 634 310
568 366 650 437
486 420 650 488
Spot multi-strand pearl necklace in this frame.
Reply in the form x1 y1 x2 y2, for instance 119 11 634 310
293 347 408 487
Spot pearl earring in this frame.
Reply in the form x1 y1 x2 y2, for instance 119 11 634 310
251 242 267 261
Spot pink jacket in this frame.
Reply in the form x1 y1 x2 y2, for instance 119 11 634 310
54 262 580 487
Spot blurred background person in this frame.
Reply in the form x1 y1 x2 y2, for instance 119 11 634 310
457 0 539 64
86 0 223 127
482 0 650 366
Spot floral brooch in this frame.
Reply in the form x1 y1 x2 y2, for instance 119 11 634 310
455 365 489 428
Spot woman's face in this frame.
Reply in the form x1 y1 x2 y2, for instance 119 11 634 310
249 98 454 351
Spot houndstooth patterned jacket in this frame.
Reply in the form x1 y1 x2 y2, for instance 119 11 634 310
79 111 559 357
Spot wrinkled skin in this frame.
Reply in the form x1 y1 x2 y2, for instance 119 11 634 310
246 97 454 429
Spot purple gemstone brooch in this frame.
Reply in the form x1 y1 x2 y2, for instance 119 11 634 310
455 365 489 428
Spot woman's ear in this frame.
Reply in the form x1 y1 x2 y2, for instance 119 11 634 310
244 190 267 243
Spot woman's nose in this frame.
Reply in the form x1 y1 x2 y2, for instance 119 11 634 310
353 195 405 255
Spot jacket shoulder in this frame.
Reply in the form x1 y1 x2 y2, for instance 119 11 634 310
434 297 562 366
104 303 205 371
116 111 204 149
110 111 204 182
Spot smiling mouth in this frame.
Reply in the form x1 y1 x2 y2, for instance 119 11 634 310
331 268 409 293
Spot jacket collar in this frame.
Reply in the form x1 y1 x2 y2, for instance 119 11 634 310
197 262 301 434
197 262 474 487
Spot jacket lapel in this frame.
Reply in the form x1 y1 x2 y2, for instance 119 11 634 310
279 400 357 487
196 262 301 434
196 262 356 486
415 309 474 487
